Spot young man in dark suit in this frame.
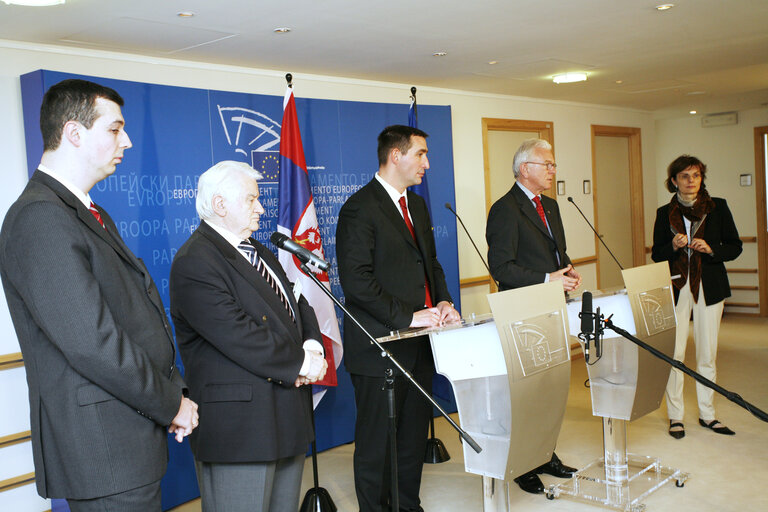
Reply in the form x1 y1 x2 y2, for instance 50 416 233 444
169 160 327 512
336 125 460 512
486 138 579 494
0 79 198 510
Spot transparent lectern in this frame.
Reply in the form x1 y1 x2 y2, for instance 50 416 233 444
379 281 572 512
547 262 689 511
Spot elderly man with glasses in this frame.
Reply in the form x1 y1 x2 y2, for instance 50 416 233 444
485 138 580 494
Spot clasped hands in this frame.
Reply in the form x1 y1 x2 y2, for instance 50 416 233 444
168 396 199 443
672 233 712 254
549 264 582 292
410 300 461 328
295 349 328 387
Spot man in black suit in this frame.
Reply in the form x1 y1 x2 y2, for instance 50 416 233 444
0 79 198 510
336 125 460 512
169 160 327 512
485 138 580 494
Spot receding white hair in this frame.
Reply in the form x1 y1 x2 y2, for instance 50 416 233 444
196 160 263 221
512 139 552 178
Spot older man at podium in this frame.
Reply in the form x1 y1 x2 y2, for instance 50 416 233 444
486 138 579 494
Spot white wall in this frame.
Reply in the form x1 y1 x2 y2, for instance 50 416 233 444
655 108 768 314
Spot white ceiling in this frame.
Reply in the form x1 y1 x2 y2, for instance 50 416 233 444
1 0 767 116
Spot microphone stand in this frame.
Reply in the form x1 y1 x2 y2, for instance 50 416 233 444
567 197 624 270
445 203 498 289
297 262 483 511
590 311 768 423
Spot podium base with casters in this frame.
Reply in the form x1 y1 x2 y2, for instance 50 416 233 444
545 418 688 512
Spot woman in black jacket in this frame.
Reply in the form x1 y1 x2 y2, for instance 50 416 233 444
651 155 742 439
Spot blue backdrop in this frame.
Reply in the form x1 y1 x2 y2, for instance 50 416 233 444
20 69 459 510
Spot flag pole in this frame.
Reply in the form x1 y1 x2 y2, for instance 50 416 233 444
283 71 336 512
409 84 451 465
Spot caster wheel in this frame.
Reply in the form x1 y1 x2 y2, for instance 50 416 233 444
675 480 684 488
546 493 555 500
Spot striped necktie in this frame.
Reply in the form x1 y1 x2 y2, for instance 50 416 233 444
238 240 295 322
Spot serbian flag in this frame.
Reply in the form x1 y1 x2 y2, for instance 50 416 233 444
277 84 342 404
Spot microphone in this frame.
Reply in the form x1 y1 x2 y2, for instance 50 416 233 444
270 232 330 272
444 202 499 288
567 197 624 270
579 291 593 363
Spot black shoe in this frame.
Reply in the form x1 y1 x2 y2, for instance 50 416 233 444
668 421 685 439
514 471 544 494
699 418 735 435
537 453 577 478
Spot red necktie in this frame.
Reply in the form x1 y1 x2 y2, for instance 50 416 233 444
533 196 548 228
398 197 433 308
89 201 105 228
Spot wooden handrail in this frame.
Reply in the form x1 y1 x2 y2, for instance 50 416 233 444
0 352 24 371
0 472 35 493
0 431 31 449
459 276 492 288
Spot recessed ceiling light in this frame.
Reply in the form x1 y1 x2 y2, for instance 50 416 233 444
689 110 697 115
655 4 674 10
552 72 587 84
686 91 706 95
433 51 447 57
615 80 623 84
177 11 195 18
488 60 498 65
273 27 291 33
2 0 64 5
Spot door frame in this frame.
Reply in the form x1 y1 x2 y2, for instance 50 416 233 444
590 125 645 288
482 118 555 216
754 126 768 316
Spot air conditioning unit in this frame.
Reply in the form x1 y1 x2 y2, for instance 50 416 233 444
701 112 738 128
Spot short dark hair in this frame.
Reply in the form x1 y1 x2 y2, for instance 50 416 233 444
377 125 429 166
40 79 125 151
665 154 707 193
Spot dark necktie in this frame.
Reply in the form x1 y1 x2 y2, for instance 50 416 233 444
89 201 105 228
533 196 548 229
238 240 295 322
398 196 433 308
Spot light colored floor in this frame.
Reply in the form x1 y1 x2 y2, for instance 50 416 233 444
171 315 768 512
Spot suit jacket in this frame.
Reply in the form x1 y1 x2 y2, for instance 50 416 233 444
336 178 452 377
486 183 572 291
0 171 185 499
651 196 742 305
169 221 320 463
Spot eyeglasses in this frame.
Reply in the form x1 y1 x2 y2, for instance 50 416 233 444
524 161 557 170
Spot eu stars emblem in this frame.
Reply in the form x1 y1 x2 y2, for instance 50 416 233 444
254 152 280 181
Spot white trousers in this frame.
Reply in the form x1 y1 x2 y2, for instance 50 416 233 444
665 280 724 422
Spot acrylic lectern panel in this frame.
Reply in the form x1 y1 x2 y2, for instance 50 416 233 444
621 263 676 421
487 281 571 478
428 317 511 480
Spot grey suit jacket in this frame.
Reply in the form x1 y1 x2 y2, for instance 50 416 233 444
0 171 185 499
170 222 320 462
486 183 572 291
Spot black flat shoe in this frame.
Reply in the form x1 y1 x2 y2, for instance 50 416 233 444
514 471 544 494
668 421 685 439
699 418 735 435
537 452 577 478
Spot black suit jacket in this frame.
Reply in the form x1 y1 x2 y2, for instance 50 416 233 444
0 171 184 499
170 221 320 462
486 183 571 291
336 178 452 377
651 197 742 305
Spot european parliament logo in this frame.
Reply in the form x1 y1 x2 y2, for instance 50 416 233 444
216 105 282 182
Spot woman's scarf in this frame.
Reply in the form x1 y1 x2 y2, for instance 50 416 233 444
668 188 715 302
